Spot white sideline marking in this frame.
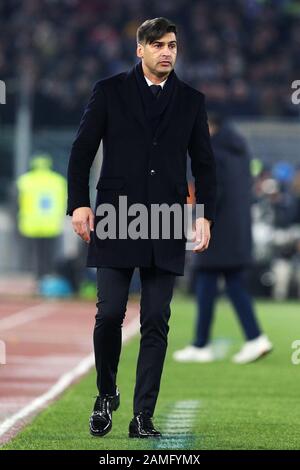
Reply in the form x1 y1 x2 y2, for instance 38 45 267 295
0 303 58 331
0 315 140 440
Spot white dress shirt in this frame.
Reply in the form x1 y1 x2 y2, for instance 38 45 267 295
144 76 167 89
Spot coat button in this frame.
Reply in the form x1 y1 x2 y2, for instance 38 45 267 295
150 169 156 176
153 140 157 146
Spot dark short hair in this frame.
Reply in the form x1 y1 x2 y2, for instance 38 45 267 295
137 17 177 45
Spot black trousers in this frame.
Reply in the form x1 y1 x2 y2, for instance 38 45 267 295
93 259 176 417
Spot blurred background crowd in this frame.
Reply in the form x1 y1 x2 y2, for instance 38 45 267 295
1 0 300 126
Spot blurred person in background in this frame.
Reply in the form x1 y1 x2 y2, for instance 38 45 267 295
292 169 300 297
174 113 273 365
269 163 300 300
16 154 67 281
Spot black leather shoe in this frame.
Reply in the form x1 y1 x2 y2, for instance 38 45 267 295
129 412 162 438
89 387 120 437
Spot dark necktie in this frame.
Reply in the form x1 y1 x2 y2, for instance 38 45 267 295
149 84 162 99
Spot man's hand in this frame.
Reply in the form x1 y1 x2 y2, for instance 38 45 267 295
192 217 211 253
72 207 95 243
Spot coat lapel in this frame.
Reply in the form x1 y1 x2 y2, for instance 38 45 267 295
118 67 152 142
118 66 186 141
155 74 184 140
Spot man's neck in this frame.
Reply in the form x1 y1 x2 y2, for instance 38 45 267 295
141 62 169 85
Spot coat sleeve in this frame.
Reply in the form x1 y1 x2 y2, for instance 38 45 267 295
66 81 107 216
188 94 217 225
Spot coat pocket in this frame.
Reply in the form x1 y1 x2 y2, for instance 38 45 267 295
96 177 125 190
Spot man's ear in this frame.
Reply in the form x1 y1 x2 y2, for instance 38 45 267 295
136 43 144 59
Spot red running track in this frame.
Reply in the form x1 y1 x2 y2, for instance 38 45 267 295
0 297 140 446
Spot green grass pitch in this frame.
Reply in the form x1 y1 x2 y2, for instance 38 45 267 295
2 295 300 450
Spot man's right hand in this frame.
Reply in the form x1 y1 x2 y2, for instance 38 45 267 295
72 207 95 243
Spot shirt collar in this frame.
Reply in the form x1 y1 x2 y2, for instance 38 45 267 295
144 75 167 88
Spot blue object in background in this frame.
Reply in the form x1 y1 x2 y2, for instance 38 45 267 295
272 161 295 183
38 275 73 297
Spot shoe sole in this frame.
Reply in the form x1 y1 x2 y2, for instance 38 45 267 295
233 346 273 364
252 346 273 363
90 421 112 437
89 393 120 437
128 432 162 438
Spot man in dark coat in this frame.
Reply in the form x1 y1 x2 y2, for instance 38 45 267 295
174 114 272 365
66 17 216 438
192 115 253 270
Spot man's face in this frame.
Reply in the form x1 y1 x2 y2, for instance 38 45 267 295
137 32 177 77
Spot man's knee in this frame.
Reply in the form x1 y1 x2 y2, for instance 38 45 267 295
95 300 126 326
140 305 171 333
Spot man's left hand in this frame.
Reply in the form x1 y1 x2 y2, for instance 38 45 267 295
192 217 211 253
